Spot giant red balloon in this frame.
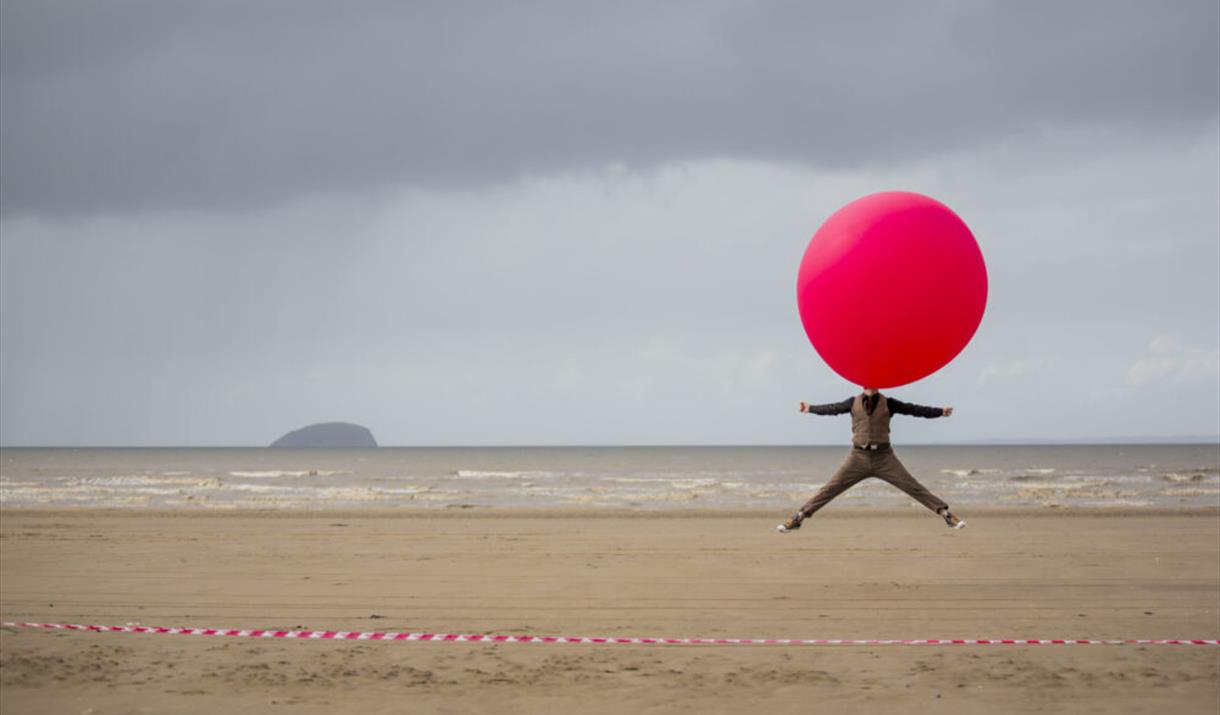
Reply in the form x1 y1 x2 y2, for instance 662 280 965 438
797 191 987 388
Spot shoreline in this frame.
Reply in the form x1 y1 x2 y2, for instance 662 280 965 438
3 505 1219 519
4 443 1216 513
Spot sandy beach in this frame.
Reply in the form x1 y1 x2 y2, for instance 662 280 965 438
1 507 1218 713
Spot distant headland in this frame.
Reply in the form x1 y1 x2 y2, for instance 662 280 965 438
269 422 377 448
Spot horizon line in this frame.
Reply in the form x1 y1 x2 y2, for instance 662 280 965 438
2 437 1218 449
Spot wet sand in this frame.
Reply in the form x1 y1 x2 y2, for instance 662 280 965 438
1 508 1218 713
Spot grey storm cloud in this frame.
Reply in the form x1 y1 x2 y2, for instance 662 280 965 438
2 0 1218 447
2 0 1217 216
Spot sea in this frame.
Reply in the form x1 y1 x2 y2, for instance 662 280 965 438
1 445 1217 511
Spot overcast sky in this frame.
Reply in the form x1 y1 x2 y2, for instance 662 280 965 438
2 0 1218 446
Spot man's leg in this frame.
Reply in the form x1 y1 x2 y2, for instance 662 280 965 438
798 456 869 517
778 452 869 532
873 450 950 514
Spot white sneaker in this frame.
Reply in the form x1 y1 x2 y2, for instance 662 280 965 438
776 514 803 533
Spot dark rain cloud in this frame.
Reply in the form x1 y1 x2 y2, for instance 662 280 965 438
2 0 1217 216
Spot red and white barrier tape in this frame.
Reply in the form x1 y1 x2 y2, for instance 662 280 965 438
4 622 1218 646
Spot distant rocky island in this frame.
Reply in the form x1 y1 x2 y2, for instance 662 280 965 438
270 422 377 448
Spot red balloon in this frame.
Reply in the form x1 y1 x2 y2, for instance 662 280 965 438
797 191 987 388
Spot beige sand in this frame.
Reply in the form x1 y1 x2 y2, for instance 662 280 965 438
1 508 1218 714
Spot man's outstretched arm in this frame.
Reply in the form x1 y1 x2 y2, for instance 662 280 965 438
799 397 854 415
888 398 953 418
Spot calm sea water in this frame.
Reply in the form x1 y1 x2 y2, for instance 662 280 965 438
1 445 1217 510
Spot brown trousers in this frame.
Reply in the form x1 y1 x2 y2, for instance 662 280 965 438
799 448 948 517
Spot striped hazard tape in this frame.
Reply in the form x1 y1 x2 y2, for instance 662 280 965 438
4 622 1218 646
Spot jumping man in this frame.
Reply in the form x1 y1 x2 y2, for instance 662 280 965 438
777 388 965 532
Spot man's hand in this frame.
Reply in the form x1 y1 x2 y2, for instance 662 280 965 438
943 407 954 417
799 401 809 413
